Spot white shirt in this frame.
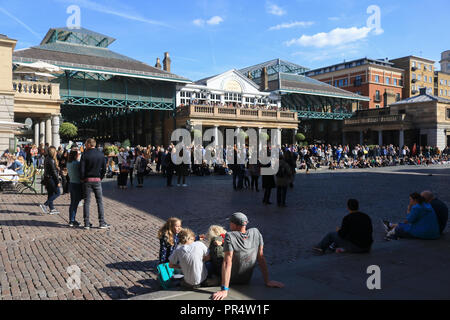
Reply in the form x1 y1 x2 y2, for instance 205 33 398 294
169 241 208 286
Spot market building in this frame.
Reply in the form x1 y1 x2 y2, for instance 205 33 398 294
12 27 190 147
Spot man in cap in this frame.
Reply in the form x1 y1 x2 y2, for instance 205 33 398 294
212 212 284 300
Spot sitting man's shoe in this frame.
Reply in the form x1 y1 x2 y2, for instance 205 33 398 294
382 220 393 232
312 247 324 255
69 221 80 228
99 223 111 229
335 248 346 254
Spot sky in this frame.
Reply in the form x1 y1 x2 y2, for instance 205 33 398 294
0 0 448 81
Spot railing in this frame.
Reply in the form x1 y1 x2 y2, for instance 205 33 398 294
13 80 60 100
344 114 407 125
179 105 298 122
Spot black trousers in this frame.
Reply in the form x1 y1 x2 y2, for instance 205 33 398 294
251 176 259 190
277 187 287 206
263 188 272 203
166 170 173 186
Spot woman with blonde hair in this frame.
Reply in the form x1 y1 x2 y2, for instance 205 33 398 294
206 225 227 278
158 217 182 264
40 146 61 215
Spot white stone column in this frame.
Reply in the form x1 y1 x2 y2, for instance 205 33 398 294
378 130 383 145
277 128 282 146
46 118 52 146
34 122 40 145
52 114 61 148
293 128 298 145
39 120 45 145
214 125 219 146
258 127 262 152
399 130 405 147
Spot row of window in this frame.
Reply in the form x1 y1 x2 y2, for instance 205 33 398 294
412 61 433 71
412 73 433 84
439 89 449 96
439 79 450 87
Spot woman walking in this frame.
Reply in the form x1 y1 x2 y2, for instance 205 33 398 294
67 147 82 227
275 154 294 207
40 146 61 215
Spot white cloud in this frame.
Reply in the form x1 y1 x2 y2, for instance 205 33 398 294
285 26 372 48
207 16 224 25
193 16 224 27
193 19 205 27
266 2 286 16
269 21 314 31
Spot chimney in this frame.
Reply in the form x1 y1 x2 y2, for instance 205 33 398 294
247 71 252 80
155 58 162 69
163 52 171 73
419 87 427 96
260 67 268 91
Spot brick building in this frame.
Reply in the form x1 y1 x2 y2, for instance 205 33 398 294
305 58 404 110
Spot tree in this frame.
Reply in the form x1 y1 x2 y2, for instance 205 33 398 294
295 133 306 143
59 122 78 141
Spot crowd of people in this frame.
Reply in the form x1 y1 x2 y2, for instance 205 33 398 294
178 101 289 112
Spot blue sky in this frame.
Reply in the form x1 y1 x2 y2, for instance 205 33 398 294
1 0 448 80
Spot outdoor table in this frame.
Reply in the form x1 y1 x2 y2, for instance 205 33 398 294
0 169 19 182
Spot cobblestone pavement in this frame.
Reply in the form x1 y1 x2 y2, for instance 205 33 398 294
0 165 449 300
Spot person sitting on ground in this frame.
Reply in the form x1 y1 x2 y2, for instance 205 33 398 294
421 191 448 235
169 228 210 289
314 199 373 254
212 212 284 300
206 225 227 280
384 192 441 240
158 217 182 264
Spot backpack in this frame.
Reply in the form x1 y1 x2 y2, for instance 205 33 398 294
157 263 175 290
138 157 147 173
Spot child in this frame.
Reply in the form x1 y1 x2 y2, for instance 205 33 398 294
158 217 182 264
206 225 227 279
168 228 209 288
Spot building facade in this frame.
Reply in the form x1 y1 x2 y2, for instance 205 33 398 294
390 56 435 99
440 50 450 74
305 58 404 110
434 71 450 98
343 88 450 149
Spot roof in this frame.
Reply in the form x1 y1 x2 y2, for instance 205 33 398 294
40 27 116 47
391 92 450 105
195 69 260 90
13 42 190 83
239 58 309 77
390 55 436 64
305 57 403 76
278 73 370 101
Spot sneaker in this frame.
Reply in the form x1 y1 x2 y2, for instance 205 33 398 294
329 242 336 251
84 223 93 230
99 223 111 229
49 209 60 215
335 248 346 254
69 221 80 228
382 220 393 232
39 204 49 214
78 200 84 208
182 184 188 187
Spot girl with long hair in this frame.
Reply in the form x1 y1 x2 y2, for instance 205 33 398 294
157 217 182 264
40 146 61 215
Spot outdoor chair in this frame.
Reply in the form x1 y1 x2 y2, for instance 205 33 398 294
15 165 38 194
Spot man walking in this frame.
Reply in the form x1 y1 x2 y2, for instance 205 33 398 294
80 138 110 230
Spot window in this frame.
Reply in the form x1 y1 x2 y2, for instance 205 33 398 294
375 90 381 101
396 93 401 101
386 77 390 85
417 75 421 81
412 73 416 79
447 108 450 119
418 62 422 69
424 76 427 82
334 80 338 87
441 89 444 96
354 75 362 86
375 75 379 83
338 79 344 87
412 61 416 67
375 104 380 109
393 78 398 86
429 77 432 84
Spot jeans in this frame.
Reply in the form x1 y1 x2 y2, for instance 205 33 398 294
82 181 105 225
137 172 144 185
251 176 259 190
317 232 369 253
69 183 82 222
44 179 60 211
277 186 287 206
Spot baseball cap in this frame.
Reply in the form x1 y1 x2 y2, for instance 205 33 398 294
228 212 249 226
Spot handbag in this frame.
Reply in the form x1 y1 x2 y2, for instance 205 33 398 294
157 263 175 289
